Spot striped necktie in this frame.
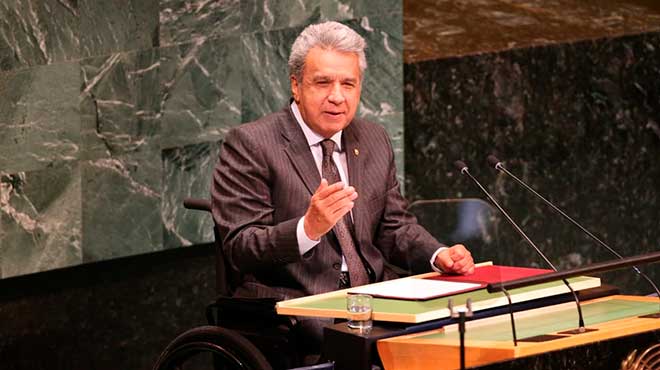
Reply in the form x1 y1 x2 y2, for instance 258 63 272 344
320 139 369 287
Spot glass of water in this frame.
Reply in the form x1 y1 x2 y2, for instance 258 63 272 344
346 293 373 331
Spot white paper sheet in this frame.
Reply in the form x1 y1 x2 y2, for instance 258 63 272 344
348 278 484 300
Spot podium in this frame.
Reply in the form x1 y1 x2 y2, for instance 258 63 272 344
275 263 660 370
377 295 660 370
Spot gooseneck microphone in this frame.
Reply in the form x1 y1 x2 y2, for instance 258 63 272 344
487 155 660 308
454 160 589 333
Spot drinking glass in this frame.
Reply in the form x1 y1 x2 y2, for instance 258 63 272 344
346 293 373 330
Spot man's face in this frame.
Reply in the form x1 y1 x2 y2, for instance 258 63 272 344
291 47 362 138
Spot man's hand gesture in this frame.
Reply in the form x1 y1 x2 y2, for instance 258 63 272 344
303 179 358 240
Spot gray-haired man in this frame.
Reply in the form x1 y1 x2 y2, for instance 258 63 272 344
211 20 474 352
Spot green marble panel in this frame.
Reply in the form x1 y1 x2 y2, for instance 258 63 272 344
80 0 159 58
80 49 160 160
349 15 405 185
0 163 82 278
240 0 402 32
159 0 240 46
241 0 322 33
320 0 401 22
160 36 242 149
240 26 299 122
0 63 80 174
0 0 79 71
81 150 162 262
161 141 220 248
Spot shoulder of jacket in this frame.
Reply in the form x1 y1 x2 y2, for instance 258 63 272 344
351 116 390 142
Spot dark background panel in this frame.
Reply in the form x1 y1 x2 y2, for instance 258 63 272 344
404 33 660 294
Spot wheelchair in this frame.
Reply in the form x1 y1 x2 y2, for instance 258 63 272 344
152 198 333 370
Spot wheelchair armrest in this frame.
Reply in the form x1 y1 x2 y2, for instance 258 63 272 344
206 296 298 329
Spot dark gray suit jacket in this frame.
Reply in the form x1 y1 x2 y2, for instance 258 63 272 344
211 105 443 301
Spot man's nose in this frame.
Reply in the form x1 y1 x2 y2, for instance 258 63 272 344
327 82 345 104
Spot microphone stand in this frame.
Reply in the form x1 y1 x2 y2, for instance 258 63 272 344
448 298 474 370
455 161 592 339
488 155 660 316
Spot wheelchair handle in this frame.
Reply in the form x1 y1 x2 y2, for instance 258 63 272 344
183 198 212 212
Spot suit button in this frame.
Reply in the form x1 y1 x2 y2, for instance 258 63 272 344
332 263 340 270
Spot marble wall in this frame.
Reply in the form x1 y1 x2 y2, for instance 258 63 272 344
404 0 660 294
0 0 403 279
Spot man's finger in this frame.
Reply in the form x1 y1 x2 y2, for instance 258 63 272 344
315 180 346 199
326 190 357 216
330 201 355 219
456 261 474 275
323 186 357 208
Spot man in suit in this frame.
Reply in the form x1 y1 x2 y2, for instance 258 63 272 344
211 21 474 303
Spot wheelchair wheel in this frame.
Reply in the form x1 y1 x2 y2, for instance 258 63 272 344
153 325 273 370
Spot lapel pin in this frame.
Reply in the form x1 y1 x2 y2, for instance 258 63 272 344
353 148 359 156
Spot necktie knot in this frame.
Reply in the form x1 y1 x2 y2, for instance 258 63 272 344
320 139 335 161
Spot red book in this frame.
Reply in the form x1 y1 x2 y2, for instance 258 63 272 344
348 265 554 301
426 265 553 285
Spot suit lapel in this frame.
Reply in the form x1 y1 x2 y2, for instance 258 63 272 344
281 107 320 196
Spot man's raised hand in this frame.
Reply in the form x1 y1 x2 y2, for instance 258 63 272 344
303 179 358 240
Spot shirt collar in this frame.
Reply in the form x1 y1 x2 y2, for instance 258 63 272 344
291 101 343 152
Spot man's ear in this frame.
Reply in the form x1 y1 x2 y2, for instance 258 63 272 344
290 75 300 102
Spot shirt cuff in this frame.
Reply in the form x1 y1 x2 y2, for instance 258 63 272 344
430 246 448 273
297 216 321 255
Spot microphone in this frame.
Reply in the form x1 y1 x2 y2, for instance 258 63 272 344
454 160 591 334
487 155 660 312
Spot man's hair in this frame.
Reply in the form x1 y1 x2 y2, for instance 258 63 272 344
288 21 367 81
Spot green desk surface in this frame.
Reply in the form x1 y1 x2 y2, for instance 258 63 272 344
276 274 601 323
421 298 659 342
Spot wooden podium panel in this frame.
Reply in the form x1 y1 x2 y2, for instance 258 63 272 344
276 271 600 323
377 295 660 370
